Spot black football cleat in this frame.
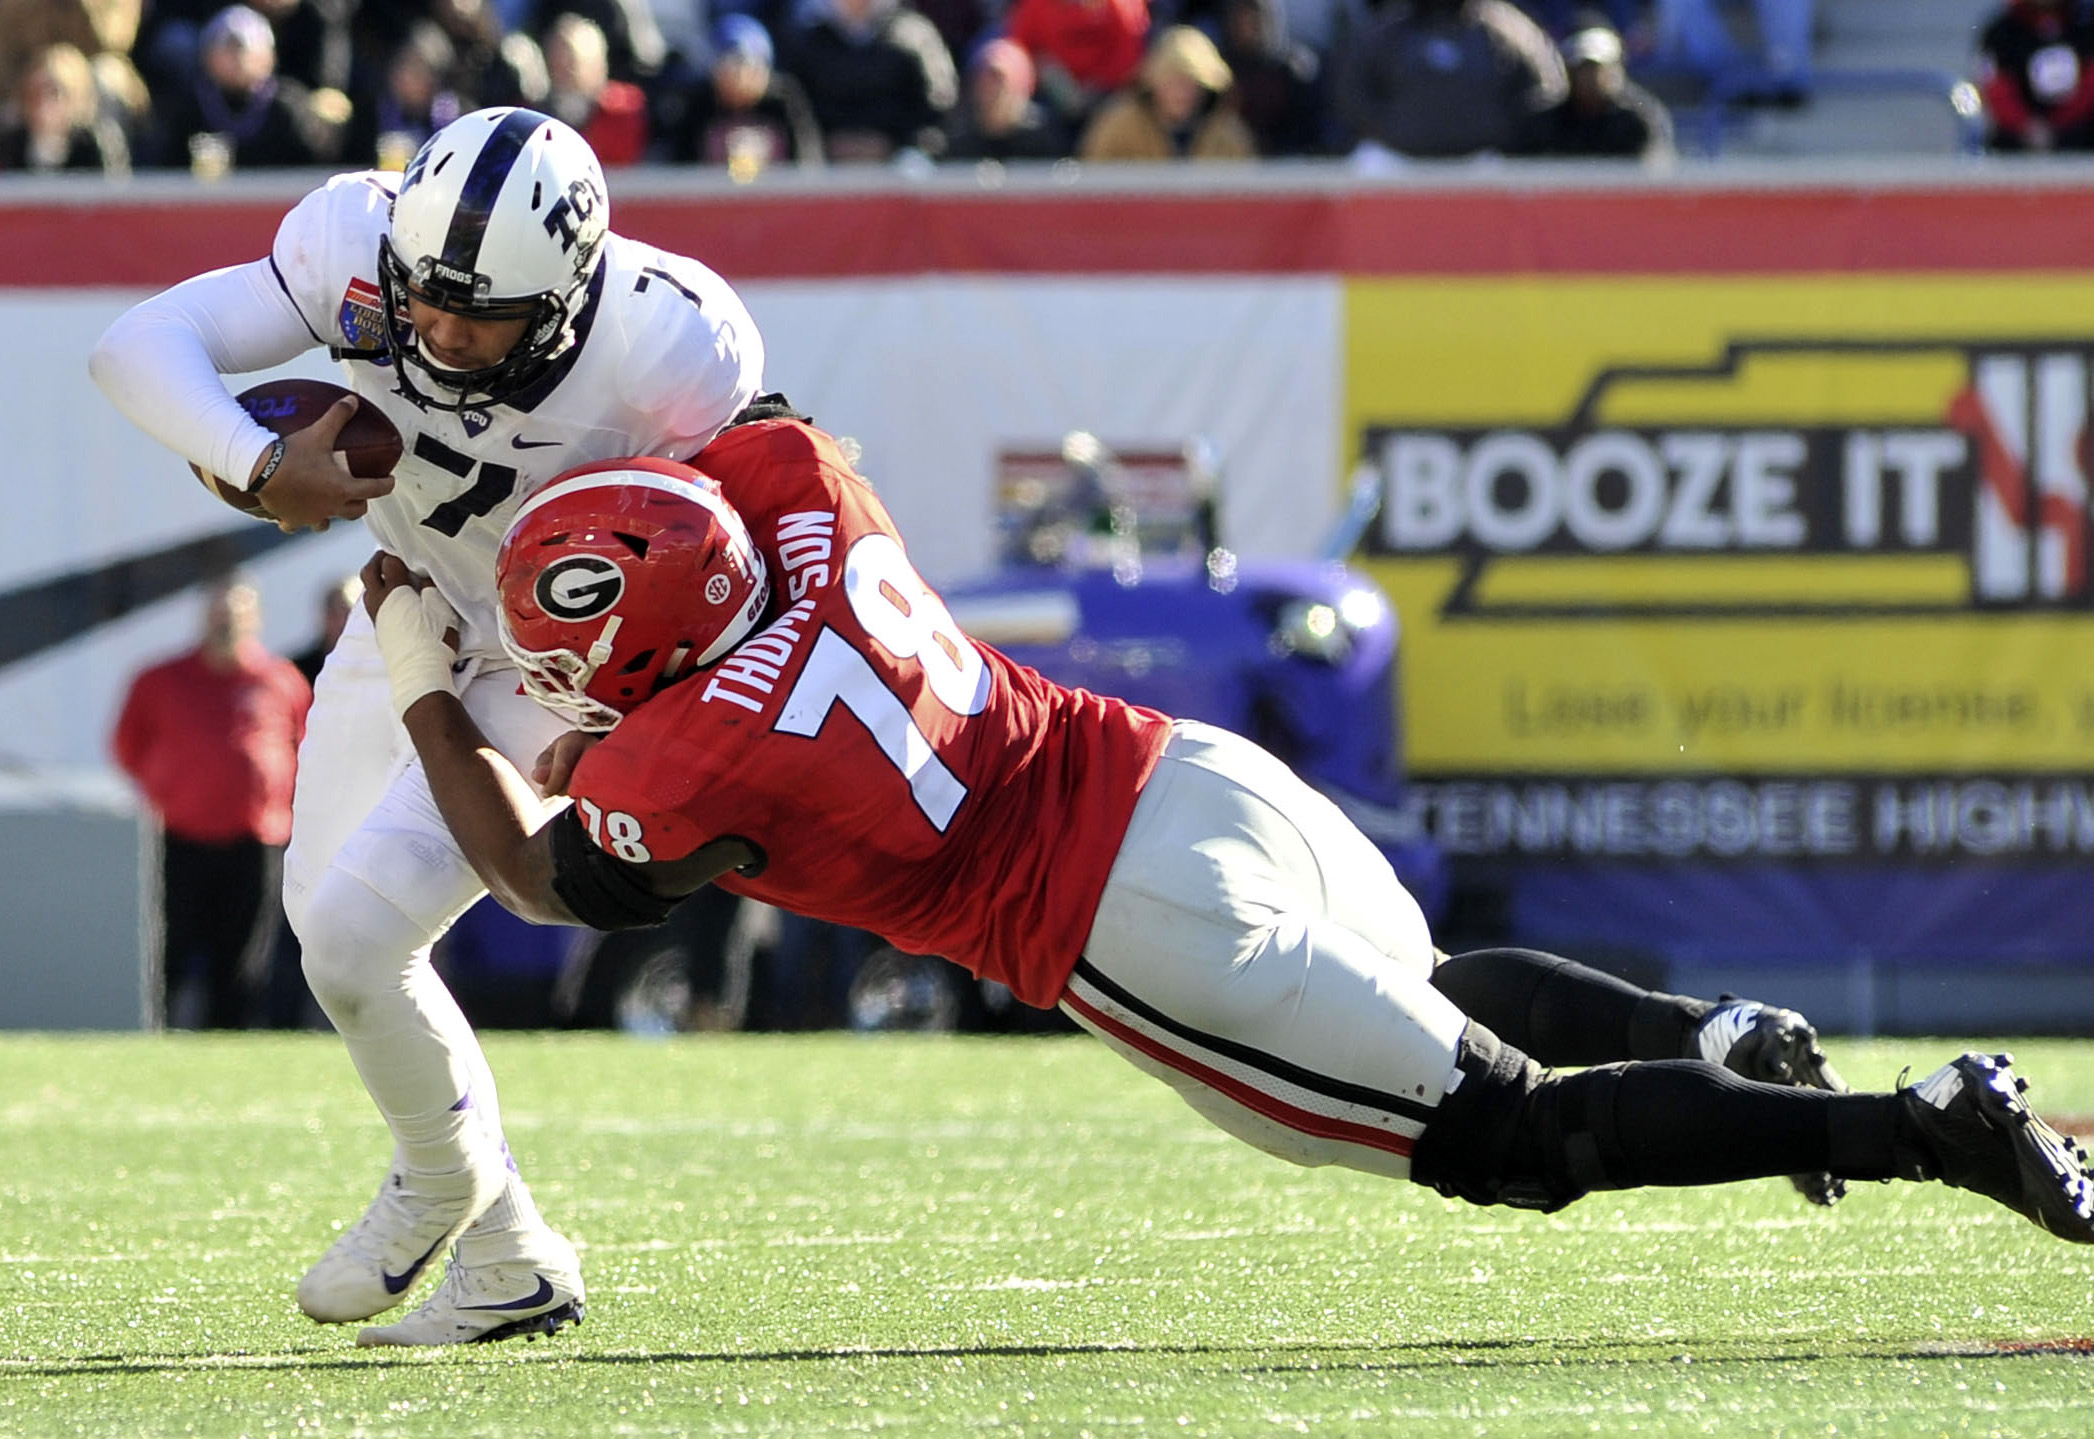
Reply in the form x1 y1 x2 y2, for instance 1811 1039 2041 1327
1693 997 1850 1206
1894 1051 2094 1244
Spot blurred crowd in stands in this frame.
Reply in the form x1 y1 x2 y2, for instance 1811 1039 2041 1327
0 0 2082 183
1976 0 2094 152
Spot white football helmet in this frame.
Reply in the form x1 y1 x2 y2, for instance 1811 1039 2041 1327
379 107 610 411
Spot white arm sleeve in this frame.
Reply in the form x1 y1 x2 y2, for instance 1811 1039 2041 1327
87 259 322 488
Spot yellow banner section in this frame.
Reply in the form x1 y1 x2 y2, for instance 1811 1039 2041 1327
1370 557 2094 771
1345 275 2094 430
1346 275 2094 774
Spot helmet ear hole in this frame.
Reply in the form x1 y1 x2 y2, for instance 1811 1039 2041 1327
617 648 657 676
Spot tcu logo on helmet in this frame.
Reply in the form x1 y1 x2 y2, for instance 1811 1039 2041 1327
534 555 625 621
541 177 606 256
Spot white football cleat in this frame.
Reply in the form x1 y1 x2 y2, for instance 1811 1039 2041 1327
356 1233 584 1346
297 1159 506 1324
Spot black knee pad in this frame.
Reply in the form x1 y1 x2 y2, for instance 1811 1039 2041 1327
1411 1026 1642 1213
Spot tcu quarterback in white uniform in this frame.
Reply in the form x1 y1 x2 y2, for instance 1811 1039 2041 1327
90 108 764 1345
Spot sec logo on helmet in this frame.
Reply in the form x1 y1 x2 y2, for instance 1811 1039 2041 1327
535 555 624 621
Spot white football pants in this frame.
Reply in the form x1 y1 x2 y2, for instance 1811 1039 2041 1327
1063 721 1467 1180
284 604 570 1248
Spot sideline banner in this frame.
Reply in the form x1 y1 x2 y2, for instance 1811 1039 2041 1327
8 169 2094 973
1346 270 2094 964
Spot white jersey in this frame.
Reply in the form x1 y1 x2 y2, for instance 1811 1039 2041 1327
271 171 763 656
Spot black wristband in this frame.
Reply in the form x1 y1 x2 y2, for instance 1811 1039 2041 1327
249 438 288 494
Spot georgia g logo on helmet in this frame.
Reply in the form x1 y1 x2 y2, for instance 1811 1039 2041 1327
534 555 625 621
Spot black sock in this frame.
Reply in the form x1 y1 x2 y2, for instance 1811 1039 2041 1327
1546 1060 1905 1190
1430 948 1715 1065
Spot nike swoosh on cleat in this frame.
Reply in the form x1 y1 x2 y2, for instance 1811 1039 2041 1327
462 1274 558 1312
381 1235 450 1295
510 436 561 450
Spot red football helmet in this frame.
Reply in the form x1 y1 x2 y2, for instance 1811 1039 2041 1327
496 457 770 730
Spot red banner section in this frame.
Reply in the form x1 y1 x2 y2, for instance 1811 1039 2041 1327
9 174 2093 286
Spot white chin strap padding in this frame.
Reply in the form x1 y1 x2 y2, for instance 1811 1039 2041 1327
586 614 623 674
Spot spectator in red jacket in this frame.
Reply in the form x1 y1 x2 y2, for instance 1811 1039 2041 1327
1977 0 2094 151
544 11 649 163
1004 0 1150 130
113 577 311 1029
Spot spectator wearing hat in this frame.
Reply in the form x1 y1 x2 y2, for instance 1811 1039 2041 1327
783 0 958 162
150 4 325 167
1078 25 1256 161
0 41 130 173
671 13 824 168
1976 0 2094 151
1004 0 1150 131
1332 0 1564 159
1521 22 1672 160
942 37 1070 158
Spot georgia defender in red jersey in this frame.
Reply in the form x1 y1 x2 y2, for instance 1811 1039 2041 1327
505 426 1176 1014
358 419 2094 1264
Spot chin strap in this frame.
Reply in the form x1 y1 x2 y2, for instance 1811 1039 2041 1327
586 615 623 675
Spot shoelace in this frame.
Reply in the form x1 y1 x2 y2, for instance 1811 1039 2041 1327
337 1174 475 1264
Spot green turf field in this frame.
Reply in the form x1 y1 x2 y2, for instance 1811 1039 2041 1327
3 1032 2093 1437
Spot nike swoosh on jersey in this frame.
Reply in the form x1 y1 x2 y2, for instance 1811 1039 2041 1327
381 1235 451 1294
462 1274 558 1311
510 436 562 450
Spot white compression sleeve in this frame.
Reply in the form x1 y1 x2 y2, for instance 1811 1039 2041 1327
87 259 322 488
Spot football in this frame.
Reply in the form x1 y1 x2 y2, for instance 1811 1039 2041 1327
191 378 404 518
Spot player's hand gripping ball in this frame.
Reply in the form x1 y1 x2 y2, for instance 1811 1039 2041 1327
190 378 404 519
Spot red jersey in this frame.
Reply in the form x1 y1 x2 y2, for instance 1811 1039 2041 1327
112 644 311 845
1007 0 1150 94
568 422 1171 1007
